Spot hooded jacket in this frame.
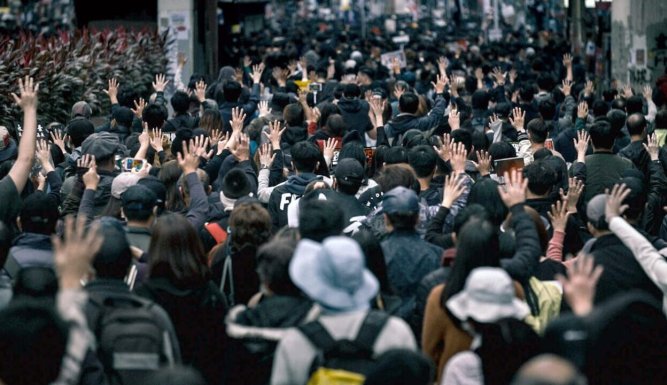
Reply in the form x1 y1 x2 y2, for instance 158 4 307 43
384 95 447 139
268 172 323 230
5 232 54 277
224 296 319 385
337 98 372 140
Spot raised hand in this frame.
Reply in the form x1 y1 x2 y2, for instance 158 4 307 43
131 98 146 119
556 254 603 316
643 133 659 161
548 199 571 233
573 130 589 162
231 133 250 162
432 73 448 94
251 63 265 84
561 79 572 97
192 135 213 160
475 150 492 176
605 183 631 221
562 53 573 68
576 101 588 120
509 107 526 131
80 155 99 190
195 80 207 103
259 143 275 169
448 109 460 131
433 133 453 162
152 74 169 93
560 177 584 213
49 129 67 155
491 67 506 86
394 83 406 100
323 137 338 162
451 142 467 174
103 78 119 104
52 216 103 289
177 140 201 174
437 56 449 76
643 84 653 101
498 169 528 208
138 125 150 148
149 128 164 152
35 139 54 174
262 120 285 150
584 80 594 97
216 132 230 155
258 100 271 118
230 107 246 135
508 69 518 85
442 174 466 209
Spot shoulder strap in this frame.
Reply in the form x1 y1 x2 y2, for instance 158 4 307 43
354 311 389 350
299 321 337 353
220 253 234 305
205 222 228 244
2 251 21 279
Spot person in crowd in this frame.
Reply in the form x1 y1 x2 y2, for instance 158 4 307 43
225 238 317 385
441 267 541 385
270 236 417 385
136 214 227 385
381 186 443 320
422 171 541 382
121 184 158 253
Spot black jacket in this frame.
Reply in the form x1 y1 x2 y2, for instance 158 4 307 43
590 234 663 306
224 296 318 385
268 173 322 230
384 95 447 139
163 113 197 133
136 267 227 385
337 98 372 139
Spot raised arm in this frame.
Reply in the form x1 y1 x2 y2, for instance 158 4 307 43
8 76 39 193
607 183 667 295
498 170 541 282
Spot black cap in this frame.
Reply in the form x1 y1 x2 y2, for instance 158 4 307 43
112 106 134 127
12 267 58 301
137 176 167 206
121 185 158 212
335 158 364 183
221 169 252 199
66 118 95 147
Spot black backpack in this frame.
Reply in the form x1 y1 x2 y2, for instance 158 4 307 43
88 293 174 385
298 311 389 385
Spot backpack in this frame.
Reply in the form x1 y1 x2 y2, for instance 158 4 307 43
88 293 174 385
524 277 563 334
299 311 389 385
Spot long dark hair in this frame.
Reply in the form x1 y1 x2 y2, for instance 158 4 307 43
474 318 542 385
148 213 210 284
468 178 507 227
158 160 184 212
441 219 501 317
351 228 393 294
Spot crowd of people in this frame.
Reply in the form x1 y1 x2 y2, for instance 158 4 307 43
2 10 667 385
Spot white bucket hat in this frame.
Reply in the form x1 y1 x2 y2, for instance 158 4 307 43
447 267 530 323
289 236 378 311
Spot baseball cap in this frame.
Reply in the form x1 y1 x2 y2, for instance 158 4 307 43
381 186 419 214
137 176 167 207
111 172 140 199
586 194 607 228
0 126 17 162
121 185 157 212
81 132 120 161
335 158 364 183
